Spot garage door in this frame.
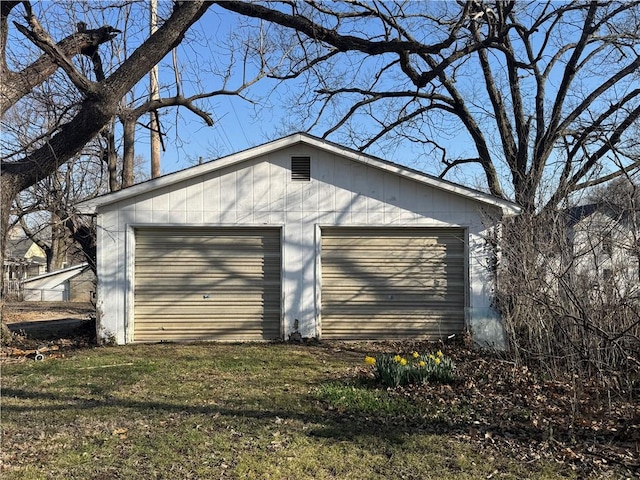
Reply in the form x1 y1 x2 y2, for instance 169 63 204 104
321 228 465 339
134 227 281 342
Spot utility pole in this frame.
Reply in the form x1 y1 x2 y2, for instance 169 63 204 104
149 0 161 178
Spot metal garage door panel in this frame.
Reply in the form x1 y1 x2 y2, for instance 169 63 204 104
134 228 280 342
321 228 465 340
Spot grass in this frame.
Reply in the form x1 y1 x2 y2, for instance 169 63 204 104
2 343 579 479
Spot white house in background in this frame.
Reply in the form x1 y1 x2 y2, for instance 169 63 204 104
77 133 520 346
565 204 640 297
3 235 47 297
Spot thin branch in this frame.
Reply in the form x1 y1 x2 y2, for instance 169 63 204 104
439 157 483 179
359 103 450 152
572 160 640 192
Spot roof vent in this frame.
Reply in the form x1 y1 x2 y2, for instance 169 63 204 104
291 156 311 181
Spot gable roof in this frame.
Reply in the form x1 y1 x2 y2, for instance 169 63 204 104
5 237 46 262
565 202 638 229
77 132 521 215
21 263 90 288
564 203 600 228
6 237 33 258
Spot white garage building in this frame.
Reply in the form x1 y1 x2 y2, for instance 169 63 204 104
78 133 519 346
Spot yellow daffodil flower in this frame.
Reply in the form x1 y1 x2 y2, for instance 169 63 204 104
412 351 419 358
364 356 376 365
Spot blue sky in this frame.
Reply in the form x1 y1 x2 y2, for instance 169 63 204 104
9 1 636 202
2 1 498 192
133 4 486 188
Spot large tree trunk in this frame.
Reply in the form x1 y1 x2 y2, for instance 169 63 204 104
1 177 19 332
0 177 20 300
1 0 212 312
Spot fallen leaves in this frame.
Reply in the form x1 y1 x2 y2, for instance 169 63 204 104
347 339 640 478
1 327 93 364
112 428 128 439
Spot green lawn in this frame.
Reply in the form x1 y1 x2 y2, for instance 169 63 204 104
0 343 594 479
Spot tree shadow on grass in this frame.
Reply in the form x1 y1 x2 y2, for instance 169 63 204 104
4 376 637 478
2 383 465 446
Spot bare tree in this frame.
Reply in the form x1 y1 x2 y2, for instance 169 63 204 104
1 1 218 292
214 0 640 213
494 181 639 395
209 0 640 392
11 145 115 274
1 1 276 296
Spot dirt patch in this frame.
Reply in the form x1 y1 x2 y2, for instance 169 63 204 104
2 301 94 323
1 301 96 362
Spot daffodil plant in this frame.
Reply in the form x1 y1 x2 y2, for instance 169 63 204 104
365 350 455 387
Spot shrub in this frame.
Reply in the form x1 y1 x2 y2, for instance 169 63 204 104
365 350 455 387
1 322 13 346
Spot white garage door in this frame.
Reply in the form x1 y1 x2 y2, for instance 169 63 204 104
134 227 281 342
321 228 466 339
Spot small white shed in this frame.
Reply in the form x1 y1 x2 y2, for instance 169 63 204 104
78 133 519 346
21 263 92 302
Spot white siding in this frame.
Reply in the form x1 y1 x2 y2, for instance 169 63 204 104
95 146 503 345
571 212 639 296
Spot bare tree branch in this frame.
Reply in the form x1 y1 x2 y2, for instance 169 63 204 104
219 0 639 211
214 0 462 57
2 1 212 192
439 157 482 179
14 2 97 95
1 3 120 114
572 160 640 192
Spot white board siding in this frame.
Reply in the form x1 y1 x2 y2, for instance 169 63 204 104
320 228 466 339
87 136 514 345
133 227 281 342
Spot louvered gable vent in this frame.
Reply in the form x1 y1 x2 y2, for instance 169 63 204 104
291 156 311 181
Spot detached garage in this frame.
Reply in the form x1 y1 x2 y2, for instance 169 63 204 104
78 133 519 346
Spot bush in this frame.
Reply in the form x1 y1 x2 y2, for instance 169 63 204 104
365 350 455 387
1 321 14 347
495 209 640 396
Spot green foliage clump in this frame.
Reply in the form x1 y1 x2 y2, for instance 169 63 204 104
365 350 455 387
